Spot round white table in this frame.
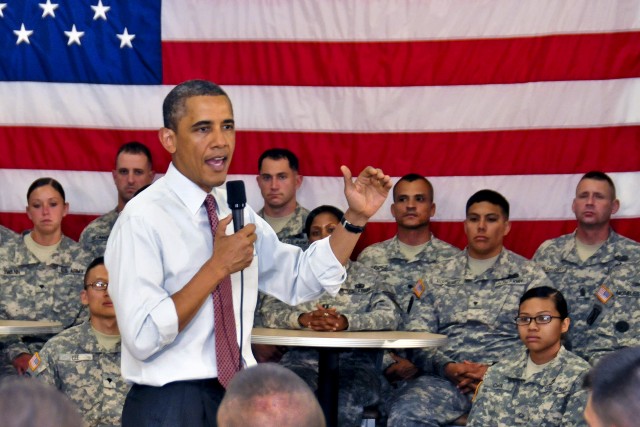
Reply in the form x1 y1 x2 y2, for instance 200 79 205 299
252 328 447 426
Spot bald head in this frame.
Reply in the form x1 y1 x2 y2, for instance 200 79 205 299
217 363 325 427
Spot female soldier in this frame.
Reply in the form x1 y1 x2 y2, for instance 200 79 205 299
0 178 93 375
261 205 400 427
467 286 590 426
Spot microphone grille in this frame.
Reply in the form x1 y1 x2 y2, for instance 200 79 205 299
226 180 247 207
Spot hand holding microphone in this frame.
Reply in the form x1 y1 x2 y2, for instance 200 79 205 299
208 181 256 275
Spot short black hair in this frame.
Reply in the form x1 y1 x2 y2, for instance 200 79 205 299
466 189 510 219
304 205 345 238
392 173 434 202
584 346 640 427
162 80 230 131
116 141 153 168
579 170 616 199
519 286 569 319
84 256 105 287
218 363 325 427
27 178 66 202
258 148 300 173
0 377 85 427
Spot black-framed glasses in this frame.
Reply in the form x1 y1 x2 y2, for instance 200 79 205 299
514 315 563 326
86 281 109 291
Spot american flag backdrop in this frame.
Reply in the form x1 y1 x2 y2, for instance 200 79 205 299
1 0 639 258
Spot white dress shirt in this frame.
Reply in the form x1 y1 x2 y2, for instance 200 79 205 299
105 163 346 386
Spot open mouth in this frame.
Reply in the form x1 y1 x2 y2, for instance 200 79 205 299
205 156 227 171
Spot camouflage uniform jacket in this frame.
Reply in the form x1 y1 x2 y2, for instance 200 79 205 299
467 347 589 427
406 249 552 377
258 204 309 249
261 260 400 373
0 235 92 360
79 209 119 259
260 260 400 331
255 204 309 327
0 225 18 247
29 321 129 427
357 235 460 326
533 230 640 362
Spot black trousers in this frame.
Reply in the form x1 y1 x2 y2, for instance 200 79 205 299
121 378 225 427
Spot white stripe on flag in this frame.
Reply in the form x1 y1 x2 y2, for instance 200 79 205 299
163 0 640 41
2 169 639 221
2 79 639 131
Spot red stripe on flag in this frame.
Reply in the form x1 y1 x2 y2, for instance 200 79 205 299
163 32 640 86
1 211 637 260
0 127 171 172
2 125 638 177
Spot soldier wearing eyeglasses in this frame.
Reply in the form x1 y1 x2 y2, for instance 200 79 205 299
386 190 553 427
28 257 129 427
468 287 590 426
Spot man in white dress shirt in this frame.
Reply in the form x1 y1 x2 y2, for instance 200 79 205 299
105 79 391 427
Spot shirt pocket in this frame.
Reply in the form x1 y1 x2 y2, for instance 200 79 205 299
465 278 527 327
523 381 573 426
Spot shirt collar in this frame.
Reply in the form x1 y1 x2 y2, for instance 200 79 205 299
164 163 231 217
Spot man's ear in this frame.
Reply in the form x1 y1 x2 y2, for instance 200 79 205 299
159 128 177 154
80 290 89 306
503 220 511 237
611 198 620 215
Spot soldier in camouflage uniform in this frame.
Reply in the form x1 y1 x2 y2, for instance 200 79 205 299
386 190 552 427
256 148 310 249
356 174 459 395
533 171 640 364
80 141 155 259
254 148 309 353
467 287 589 427
0 224 18 246
28 257 129 427
261 205 401 427
357 174 460 326
0 178 93 376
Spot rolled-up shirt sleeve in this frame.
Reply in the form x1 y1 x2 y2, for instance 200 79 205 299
253 214 346 305
106 213 179 361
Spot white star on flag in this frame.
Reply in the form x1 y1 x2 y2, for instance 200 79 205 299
0 3 8 18
14 23 34 45
39 0 59 18
64 24 85 46
117 28 135 48
91 0 111 21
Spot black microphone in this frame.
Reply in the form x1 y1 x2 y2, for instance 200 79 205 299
226 180 246 233
226 180 247 372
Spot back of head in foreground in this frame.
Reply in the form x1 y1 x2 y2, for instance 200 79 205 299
584 346 640 427
217 363 326 427
0 377 84 427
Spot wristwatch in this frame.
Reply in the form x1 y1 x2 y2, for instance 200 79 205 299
340 216 366 234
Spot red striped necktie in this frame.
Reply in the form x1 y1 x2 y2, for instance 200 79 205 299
204 194 240 388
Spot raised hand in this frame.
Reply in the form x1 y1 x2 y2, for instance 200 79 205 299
341 166 392 224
